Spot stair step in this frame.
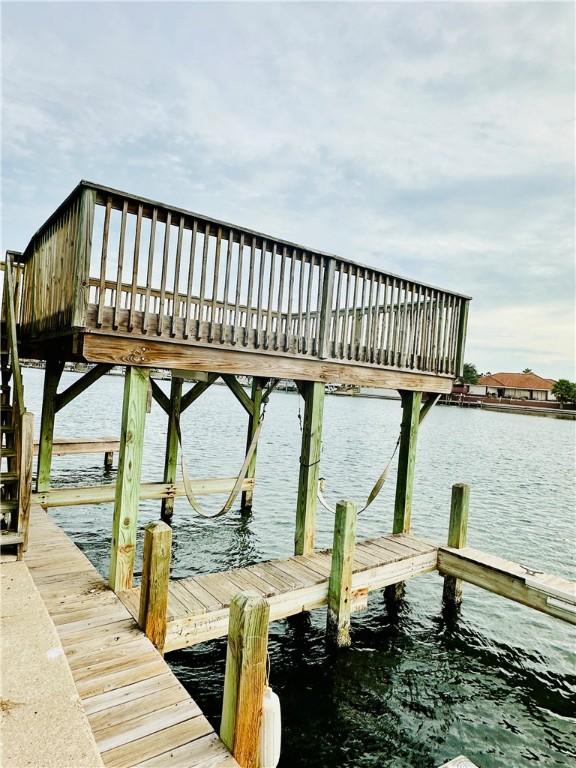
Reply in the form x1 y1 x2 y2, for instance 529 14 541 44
0 448 16 458
1 500 18 514
0 530 23 547
1 472 18 482
1 425 14 433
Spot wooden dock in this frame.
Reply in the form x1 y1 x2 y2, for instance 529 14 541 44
24 505 239 768
119 534 438 652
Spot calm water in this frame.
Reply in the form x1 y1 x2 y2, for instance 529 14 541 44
23 368 575 767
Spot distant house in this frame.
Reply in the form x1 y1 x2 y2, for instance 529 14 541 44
470 372 557 401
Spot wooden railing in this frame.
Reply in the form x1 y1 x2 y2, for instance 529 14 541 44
2 252 34 552
19 181 470 376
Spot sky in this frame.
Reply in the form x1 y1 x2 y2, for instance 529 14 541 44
2 1 574 379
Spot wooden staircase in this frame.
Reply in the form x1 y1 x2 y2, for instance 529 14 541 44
1 253 33 560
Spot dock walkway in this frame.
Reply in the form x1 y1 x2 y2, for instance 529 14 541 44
24 506 239 768
119 534 438 652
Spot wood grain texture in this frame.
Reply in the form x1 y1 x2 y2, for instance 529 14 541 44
139 521 172 651
327 500 357 646
393 390 422 535
295 381 325 555
442 484 470 607
109 366 150 592
220 592 270 768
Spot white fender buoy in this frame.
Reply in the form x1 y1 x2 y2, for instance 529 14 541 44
259 685 281 768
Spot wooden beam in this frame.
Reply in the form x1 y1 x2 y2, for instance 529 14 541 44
318 258 336 359
419 393 441 424
180 373 219 412
138 521 172 651
33 436 120 456
442 484 470 608
327 499 357 647
241 377 266 513
32 477 255 508
455 299 470 378
150 378 170 414
81 333 454 394
393 390 422 534
36 359 64 492
220 592 270 768
221 374 254 416
438 547 576 625
71 187 96 328
54 364 113 412
295 381 325 555
109 366 149 592
161 377 182 522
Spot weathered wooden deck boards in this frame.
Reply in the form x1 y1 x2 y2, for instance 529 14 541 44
25 506 239 768
120 534 438 652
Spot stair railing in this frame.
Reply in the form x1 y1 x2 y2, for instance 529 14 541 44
2 252 34 554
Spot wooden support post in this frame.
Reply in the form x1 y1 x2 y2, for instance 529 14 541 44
386 389 421 604
36 359 64 492
103 450 114 471
161 377 183 522
442 483 470 608
138 520 172 651
393 389 422 534
109 366 150 592
17 412 34 558
295 380 325 555
220 591 270 768
327 499 357 647
241 377 265 513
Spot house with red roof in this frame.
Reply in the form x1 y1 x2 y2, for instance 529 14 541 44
470 372 557 401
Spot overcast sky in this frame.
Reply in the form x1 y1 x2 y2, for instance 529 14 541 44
2 1 574 378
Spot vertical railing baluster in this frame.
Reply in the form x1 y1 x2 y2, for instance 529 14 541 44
243 237 256 347
232 233 244 346
183 220 197 340
208 226 222 343
296 252 305 354
285 250 295 352
170 216 184 338
157 212 171 336
275 246 286 351
220 229 233 344
142 208 157 334
197 224 209 340
265 243 276 350
255 239 266 349
96 197 112 328
113 200 128 331
128 203 143 333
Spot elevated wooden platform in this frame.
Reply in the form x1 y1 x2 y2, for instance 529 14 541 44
15 180 470 393
24 506 238 768
119 534 438 652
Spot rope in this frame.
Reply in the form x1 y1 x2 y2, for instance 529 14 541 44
317 434 401 515
177 379 278 518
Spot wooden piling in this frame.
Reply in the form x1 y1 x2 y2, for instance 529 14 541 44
386 389 421 603
17 412 34 555
109 366 150 592
327 499 357 647
138 520 172 651
393 390 422 534
295 380 325 555
241 377 265 513
442 483 470 608
161 377 182 522
103 450 113 471
220 591 270 768
36 359 64 492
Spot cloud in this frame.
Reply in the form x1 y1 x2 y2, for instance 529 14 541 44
2 1 574 377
